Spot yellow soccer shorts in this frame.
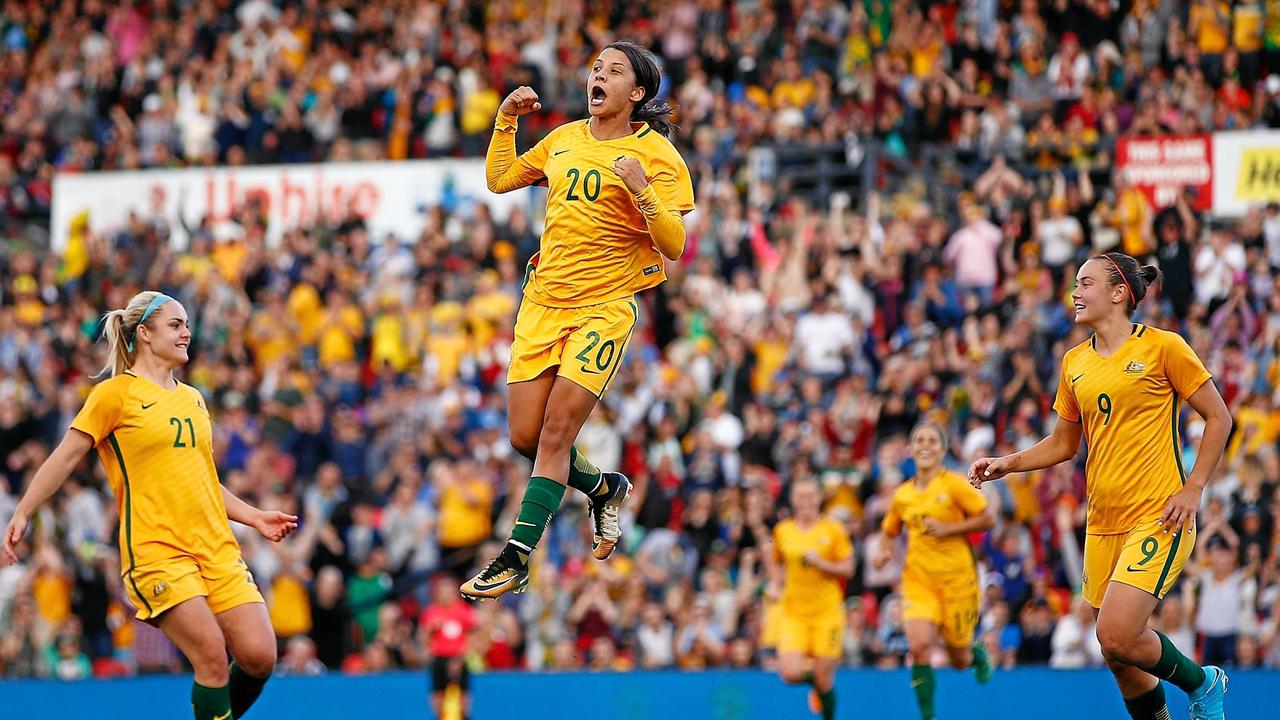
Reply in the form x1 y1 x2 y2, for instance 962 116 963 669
776 607 845 660
508 295 638 398
902 574 980 648
124 553 264 621
1083 517 1194 608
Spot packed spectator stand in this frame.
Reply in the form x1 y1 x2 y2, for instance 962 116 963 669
1 0 1279 680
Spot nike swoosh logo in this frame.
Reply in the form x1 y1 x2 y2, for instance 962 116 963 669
471 576 516 592
553 149 570 156
1126 563 1151 573
1071 374 1084 384
214 713 232 720
141 402 157 409
515 521 537 528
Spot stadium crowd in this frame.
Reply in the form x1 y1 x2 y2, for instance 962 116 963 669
2 0 1280 682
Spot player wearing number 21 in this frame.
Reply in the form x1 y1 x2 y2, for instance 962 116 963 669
970 252 1232 720
461 41 694 600
2 291 298 720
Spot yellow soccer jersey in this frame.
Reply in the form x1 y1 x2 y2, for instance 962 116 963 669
495 119 694 308
1052 323 1213 535
71 373 240 572
882 470 987 582
772 517 852 617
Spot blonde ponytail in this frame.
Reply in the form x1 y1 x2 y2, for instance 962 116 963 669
96 291 173 378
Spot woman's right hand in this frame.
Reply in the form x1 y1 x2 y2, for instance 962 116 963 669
500 86 542 116
968 455 1016 487
3 512 29 565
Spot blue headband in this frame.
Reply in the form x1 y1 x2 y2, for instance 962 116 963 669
128 294 174 352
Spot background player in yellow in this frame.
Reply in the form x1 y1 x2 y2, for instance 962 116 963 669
877 421 995 720
970 252 1233 720
2 291 298 720
765 477 853 720
462 41 694 599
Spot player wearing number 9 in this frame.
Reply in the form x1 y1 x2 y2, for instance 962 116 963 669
968 253 1233 720
1 291 298 720
461 41 694 601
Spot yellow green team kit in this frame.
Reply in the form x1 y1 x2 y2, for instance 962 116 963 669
1053 323 1212 607
882 470 988 647
489 118 695 397
71 372 261 620
771 517 853 659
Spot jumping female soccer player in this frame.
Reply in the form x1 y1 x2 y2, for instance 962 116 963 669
970 253 1232 720
462 41 694 599
877 421 995 720
3 291 298 720
767 476 853 720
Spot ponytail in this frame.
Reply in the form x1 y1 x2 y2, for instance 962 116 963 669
99 309 131 378
96 290 174 377
633 100 676 138
604 41 678 137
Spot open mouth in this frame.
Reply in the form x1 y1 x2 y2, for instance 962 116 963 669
590 85 607 106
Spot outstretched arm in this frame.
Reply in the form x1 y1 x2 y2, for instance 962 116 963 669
3 430 94 564
222 486 298 543
969 415 1083 486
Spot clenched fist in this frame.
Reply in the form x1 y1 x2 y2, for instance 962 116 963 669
613 155 649 195
500 86 542 116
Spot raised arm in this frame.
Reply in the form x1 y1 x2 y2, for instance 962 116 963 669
486 86 546 194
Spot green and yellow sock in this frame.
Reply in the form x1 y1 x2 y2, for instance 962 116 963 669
191 681 232 720
1146 630 1206 694
911 664 936 720
509 476 566 554
567 446 608 498
1123 683 1171 720
229 661 270 718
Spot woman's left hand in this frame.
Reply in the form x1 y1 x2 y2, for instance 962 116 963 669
254 510 300 542
1159 485 1202 535
613 156 649 194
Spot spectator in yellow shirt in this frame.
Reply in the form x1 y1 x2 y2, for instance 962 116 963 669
1112 173 1154 258
771 59 816 110
318 291 365 370
466 270 516 349
370 292 411 373
435 459 494 580
1190 0 1231 78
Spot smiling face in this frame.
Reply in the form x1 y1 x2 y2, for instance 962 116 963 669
587 47 645 119
789 478 822 520
1071 258 1127 326
136 301 191 366
910 424 945 474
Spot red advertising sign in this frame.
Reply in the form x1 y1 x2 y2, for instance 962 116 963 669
1115 135 1213 211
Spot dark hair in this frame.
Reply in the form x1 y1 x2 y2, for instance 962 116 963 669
604 41 676 137
1092 251 1162 314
